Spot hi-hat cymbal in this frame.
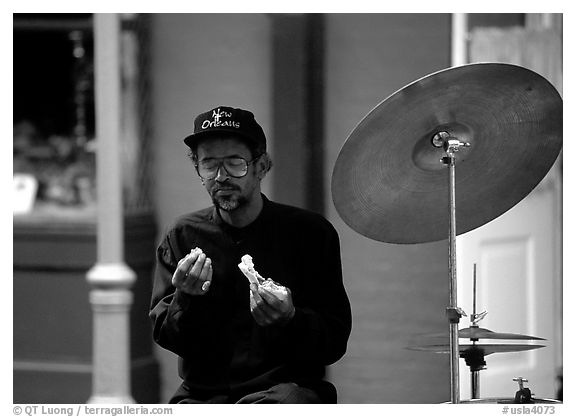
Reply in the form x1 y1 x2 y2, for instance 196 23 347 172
408 343 545 356
331 63 562 243
422 326 545 341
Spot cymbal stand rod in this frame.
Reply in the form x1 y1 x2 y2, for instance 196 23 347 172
447 153 461 404
433 132 470 404
473 263 477 319
471 263 480 399
471 370 480 399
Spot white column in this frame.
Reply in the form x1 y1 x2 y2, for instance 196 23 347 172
87 13 136 404
451 13 468 67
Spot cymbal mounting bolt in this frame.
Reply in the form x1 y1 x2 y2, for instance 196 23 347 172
446 138 470 155
513 377 529 390
432 131 470 156
431 131 451 148
446 306 467 323
471 311 488 325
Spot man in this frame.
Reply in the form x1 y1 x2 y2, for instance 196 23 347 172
149 106 352 403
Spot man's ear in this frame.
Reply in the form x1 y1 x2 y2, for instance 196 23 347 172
256 153 272 179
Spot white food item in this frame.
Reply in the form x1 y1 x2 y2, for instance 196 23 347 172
238 254 264 285
238 254 288 297
259 278 288 297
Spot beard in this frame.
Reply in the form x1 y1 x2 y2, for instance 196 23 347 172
212 193 248 212
209 184 248 212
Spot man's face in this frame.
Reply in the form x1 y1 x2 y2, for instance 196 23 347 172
196 137 262 212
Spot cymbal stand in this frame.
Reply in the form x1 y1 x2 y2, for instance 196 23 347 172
432 131 470 404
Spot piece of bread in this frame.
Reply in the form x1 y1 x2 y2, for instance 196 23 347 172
238 254 288 297
238 254 264 285
259 278 288 297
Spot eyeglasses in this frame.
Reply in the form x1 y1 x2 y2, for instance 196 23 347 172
195 156 261 180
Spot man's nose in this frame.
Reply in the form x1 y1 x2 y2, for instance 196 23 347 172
215 163 230 182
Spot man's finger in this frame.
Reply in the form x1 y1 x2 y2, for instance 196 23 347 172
199 258 213 292
250 284 276 316
172 248 203 289
174 249 200 277
198 257 212 281
187 252 207 277
172 265 191 287
182 249 202 275
257 287 284 308
250 291 270 326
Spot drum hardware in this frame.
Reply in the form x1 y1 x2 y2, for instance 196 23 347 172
470 264 487 327
410 264 547 399
451 376 561 404
422 327 546 341
513 377 533 403
461 265 546 400
421 266 545 341
439 127 465 404
468 263 483 400
459 377 562 404
331 63 562 404
413 344 548 404
408 343 545 355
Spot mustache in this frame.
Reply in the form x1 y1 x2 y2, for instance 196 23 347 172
212 184 240 192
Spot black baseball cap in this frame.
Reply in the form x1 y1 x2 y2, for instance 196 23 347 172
183 106 266 150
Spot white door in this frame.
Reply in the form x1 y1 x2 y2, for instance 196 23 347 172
456 160 562 400
453 17 563 401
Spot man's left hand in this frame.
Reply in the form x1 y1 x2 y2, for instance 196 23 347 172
249 284 295 327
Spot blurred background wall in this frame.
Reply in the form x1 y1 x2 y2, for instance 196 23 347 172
149 13 453 403
13 12 562 404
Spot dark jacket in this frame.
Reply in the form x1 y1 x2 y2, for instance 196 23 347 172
149 195 352 401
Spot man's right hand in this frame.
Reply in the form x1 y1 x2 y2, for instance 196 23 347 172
172 247 213 295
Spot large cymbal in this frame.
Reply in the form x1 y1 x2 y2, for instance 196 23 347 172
331 63 562 243
408 343 545 356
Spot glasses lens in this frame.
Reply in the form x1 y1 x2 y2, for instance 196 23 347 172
223 158 248 177
197 160 218 179
198 157 248 179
